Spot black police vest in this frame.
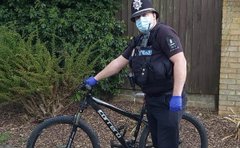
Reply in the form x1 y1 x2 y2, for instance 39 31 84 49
129 33 174 95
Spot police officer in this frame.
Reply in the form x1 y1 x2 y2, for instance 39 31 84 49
84 0 187 147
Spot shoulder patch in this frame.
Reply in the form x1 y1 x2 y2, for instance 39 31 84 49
166 36 179 51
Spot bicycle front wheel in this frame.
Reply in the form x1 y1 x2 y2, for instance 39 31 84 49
139 112 208 148
27 115 100 148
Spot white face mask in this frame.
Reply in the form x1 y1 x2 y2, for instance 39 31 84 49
136 16 153 34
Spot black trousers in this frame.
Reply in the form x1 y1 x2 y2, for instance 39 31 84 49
145 93 186 148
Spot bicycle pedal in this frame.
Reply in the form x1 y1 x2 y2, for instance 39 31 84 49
110 140 122 148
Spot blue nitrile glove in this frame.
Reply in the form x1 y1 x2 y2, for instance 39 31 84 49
84 76 98 86
169 96 182 112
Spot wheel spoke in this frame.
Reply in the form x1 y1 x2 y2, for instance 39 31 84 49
27 116 100 148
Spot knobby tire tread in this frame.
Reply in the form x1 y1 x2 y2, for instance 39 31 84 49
27 115 100 148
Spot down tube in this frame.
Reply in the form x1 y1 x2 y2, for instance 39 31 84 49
88 98 129 148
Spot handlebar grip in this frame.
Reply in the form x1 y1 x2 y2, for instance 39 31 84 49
85 84 92 90
77 83 92 91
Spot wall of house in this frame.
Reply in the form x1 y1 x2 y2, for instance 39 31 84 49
219 0 240 115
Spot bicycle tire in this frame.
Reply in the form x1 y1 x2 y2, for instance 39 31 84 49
138 112 208 148
27 115 100 148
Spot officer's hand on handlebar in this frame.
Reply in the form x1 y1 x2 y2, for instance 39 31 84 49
84 76 98 86
79 76 98 91
169 96 182 112
81 77 98 90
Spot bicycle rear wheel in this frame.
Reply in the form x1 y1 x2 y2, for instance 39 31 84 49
139 112 208 148
27 115 100 148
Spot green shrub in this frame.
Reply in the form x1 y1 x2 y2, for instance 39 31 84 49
0 132 10 144
0 27 98 118
0 0 128 97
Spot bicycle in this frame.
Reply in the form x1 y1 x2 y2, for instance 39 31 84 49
27 85 208 148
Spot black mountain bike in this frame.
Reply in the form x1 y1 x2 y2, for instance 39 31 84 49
27 86 208 148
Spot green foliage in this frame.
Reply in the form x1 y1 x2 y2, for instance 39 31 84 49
0 132 10 144
0 27 98 118
0 0 128 97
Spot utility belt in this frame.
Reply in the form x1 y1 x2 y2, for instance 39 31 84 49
145 90 172 97
145 91 173 105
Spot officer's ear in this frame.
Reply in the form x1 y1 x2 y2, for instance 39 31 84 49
152 12 157 19
154 13 157 19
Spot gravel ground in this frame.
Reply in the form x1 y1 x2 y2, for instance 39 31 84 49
0 100 239 148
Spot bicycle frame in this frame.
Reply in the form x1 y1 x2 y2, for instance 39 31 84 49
78 93 147 148
27 87 208 148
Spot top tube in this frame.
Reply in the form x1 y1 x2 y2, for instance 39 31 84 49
88 96 144 122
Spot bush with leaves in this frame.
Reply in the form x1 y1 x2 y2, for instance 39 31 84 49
0 26 99 118
0 0 128 97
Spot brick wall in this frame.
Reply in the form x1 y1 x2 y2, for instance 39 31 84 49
219 0 240 115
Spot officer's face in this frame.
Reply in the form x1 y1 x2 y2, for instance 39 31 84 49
135 12 157 25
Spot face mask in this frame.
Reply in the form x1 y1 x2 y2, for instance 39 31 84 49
136 16 153 34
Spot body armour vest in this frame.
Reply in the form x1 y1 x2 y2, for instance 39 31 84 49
129 28 174 95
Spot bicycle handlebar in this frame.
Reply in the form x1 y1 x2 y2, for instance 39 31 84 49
65 83 93 100
77 83 92 91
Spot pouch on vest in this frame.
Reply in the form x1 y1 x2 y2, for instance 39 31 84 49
130 46 153 87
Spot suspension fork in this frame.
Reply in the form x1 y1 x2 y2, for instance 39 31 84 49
65 112 81 148
66 97 89 148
